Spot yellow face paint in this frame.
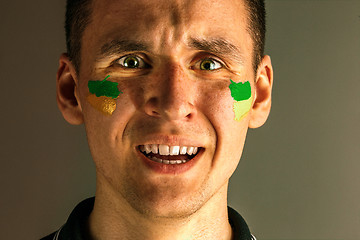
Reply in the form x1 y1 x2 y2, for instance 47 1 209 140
87 75 122 116
233 94 253 121
87 94 117 116
229 79 252 122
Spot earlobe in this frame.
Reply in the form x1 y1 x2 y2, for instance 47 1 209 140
56 53 84 125
249 55 274 129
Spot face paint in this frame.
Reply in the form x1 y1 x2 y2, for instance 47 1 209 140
87 75 122 115
229 79 252 122
87 94 117 115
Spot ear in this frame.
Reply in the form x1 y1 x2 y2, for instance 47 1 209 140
249 55 274 129
56 53 84 125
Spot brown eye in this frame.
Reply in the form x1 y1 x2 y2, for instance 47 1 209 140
117 55 148 68
199 58 222 70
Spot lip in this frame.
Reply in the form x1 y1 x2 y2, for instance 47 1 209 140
134 135 205 148
136 146 205 175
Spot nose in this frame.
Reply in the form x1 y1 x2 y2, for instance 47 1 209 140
144 62 197 122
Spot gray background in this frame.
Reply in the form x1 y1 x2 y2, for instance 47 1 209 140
0 0 359 239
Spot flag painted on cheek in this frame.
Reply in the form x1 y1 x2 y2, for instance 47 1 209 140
229 79 253 122
86 75 123 116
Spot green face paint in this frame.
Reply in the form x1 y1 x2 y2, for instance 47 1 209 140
88 75 121 99
87 75 123 115
229 79 252 122
229 79 251 101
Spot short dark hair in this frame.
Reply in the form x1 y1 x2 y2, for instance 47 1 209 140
244 0 266 74
65 0 93 74
65 0 266 75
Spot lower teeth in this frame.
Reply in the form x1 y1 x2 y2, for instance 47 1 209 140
147 155 188 164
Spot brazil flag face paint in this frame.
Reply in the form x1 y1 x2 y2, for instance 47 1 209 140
87 75 123 116
229 79 252 122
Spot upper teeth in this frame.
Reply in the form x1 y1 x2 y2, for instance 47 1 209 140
139 144 199 155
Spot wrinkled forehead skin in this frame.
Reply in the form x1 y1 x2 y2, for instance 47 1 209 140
80 0 254 77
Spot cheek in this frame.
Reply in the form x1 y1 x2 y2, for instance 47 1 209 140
232 95 253 122
87 94 117 116
199 81 234 120
229 79 252 122
85 76 124 116
200 79 252 122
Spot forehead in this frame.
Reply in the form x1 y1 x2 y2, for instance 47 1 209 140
85 0 251 60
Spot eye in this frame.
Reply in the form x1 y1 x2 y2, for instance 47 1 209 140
116 55 149 69
198 58 223 71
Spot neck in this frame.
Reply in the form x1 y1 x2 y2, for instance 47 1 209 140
88 179 233 240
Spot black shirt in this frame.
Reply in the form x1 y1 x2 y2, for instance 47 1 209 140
41 197 257 240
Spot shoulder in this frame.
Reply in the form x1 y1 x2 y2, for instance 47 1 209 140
228 205 257 240
39 231 57 240
39 197 94 240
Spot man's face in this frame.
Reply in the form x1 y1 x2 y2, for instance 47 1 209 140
71 0 265 217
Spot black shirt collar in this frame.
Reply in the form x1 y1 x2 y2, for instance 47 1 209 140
42 197 255 240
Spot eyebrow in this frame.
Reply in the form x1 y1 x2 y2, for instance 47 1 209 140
96 37 245 65
96 39 150 62
188 37 245 65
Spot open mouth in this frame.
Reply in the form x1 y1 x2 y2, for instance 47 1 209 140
137 146 203 165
